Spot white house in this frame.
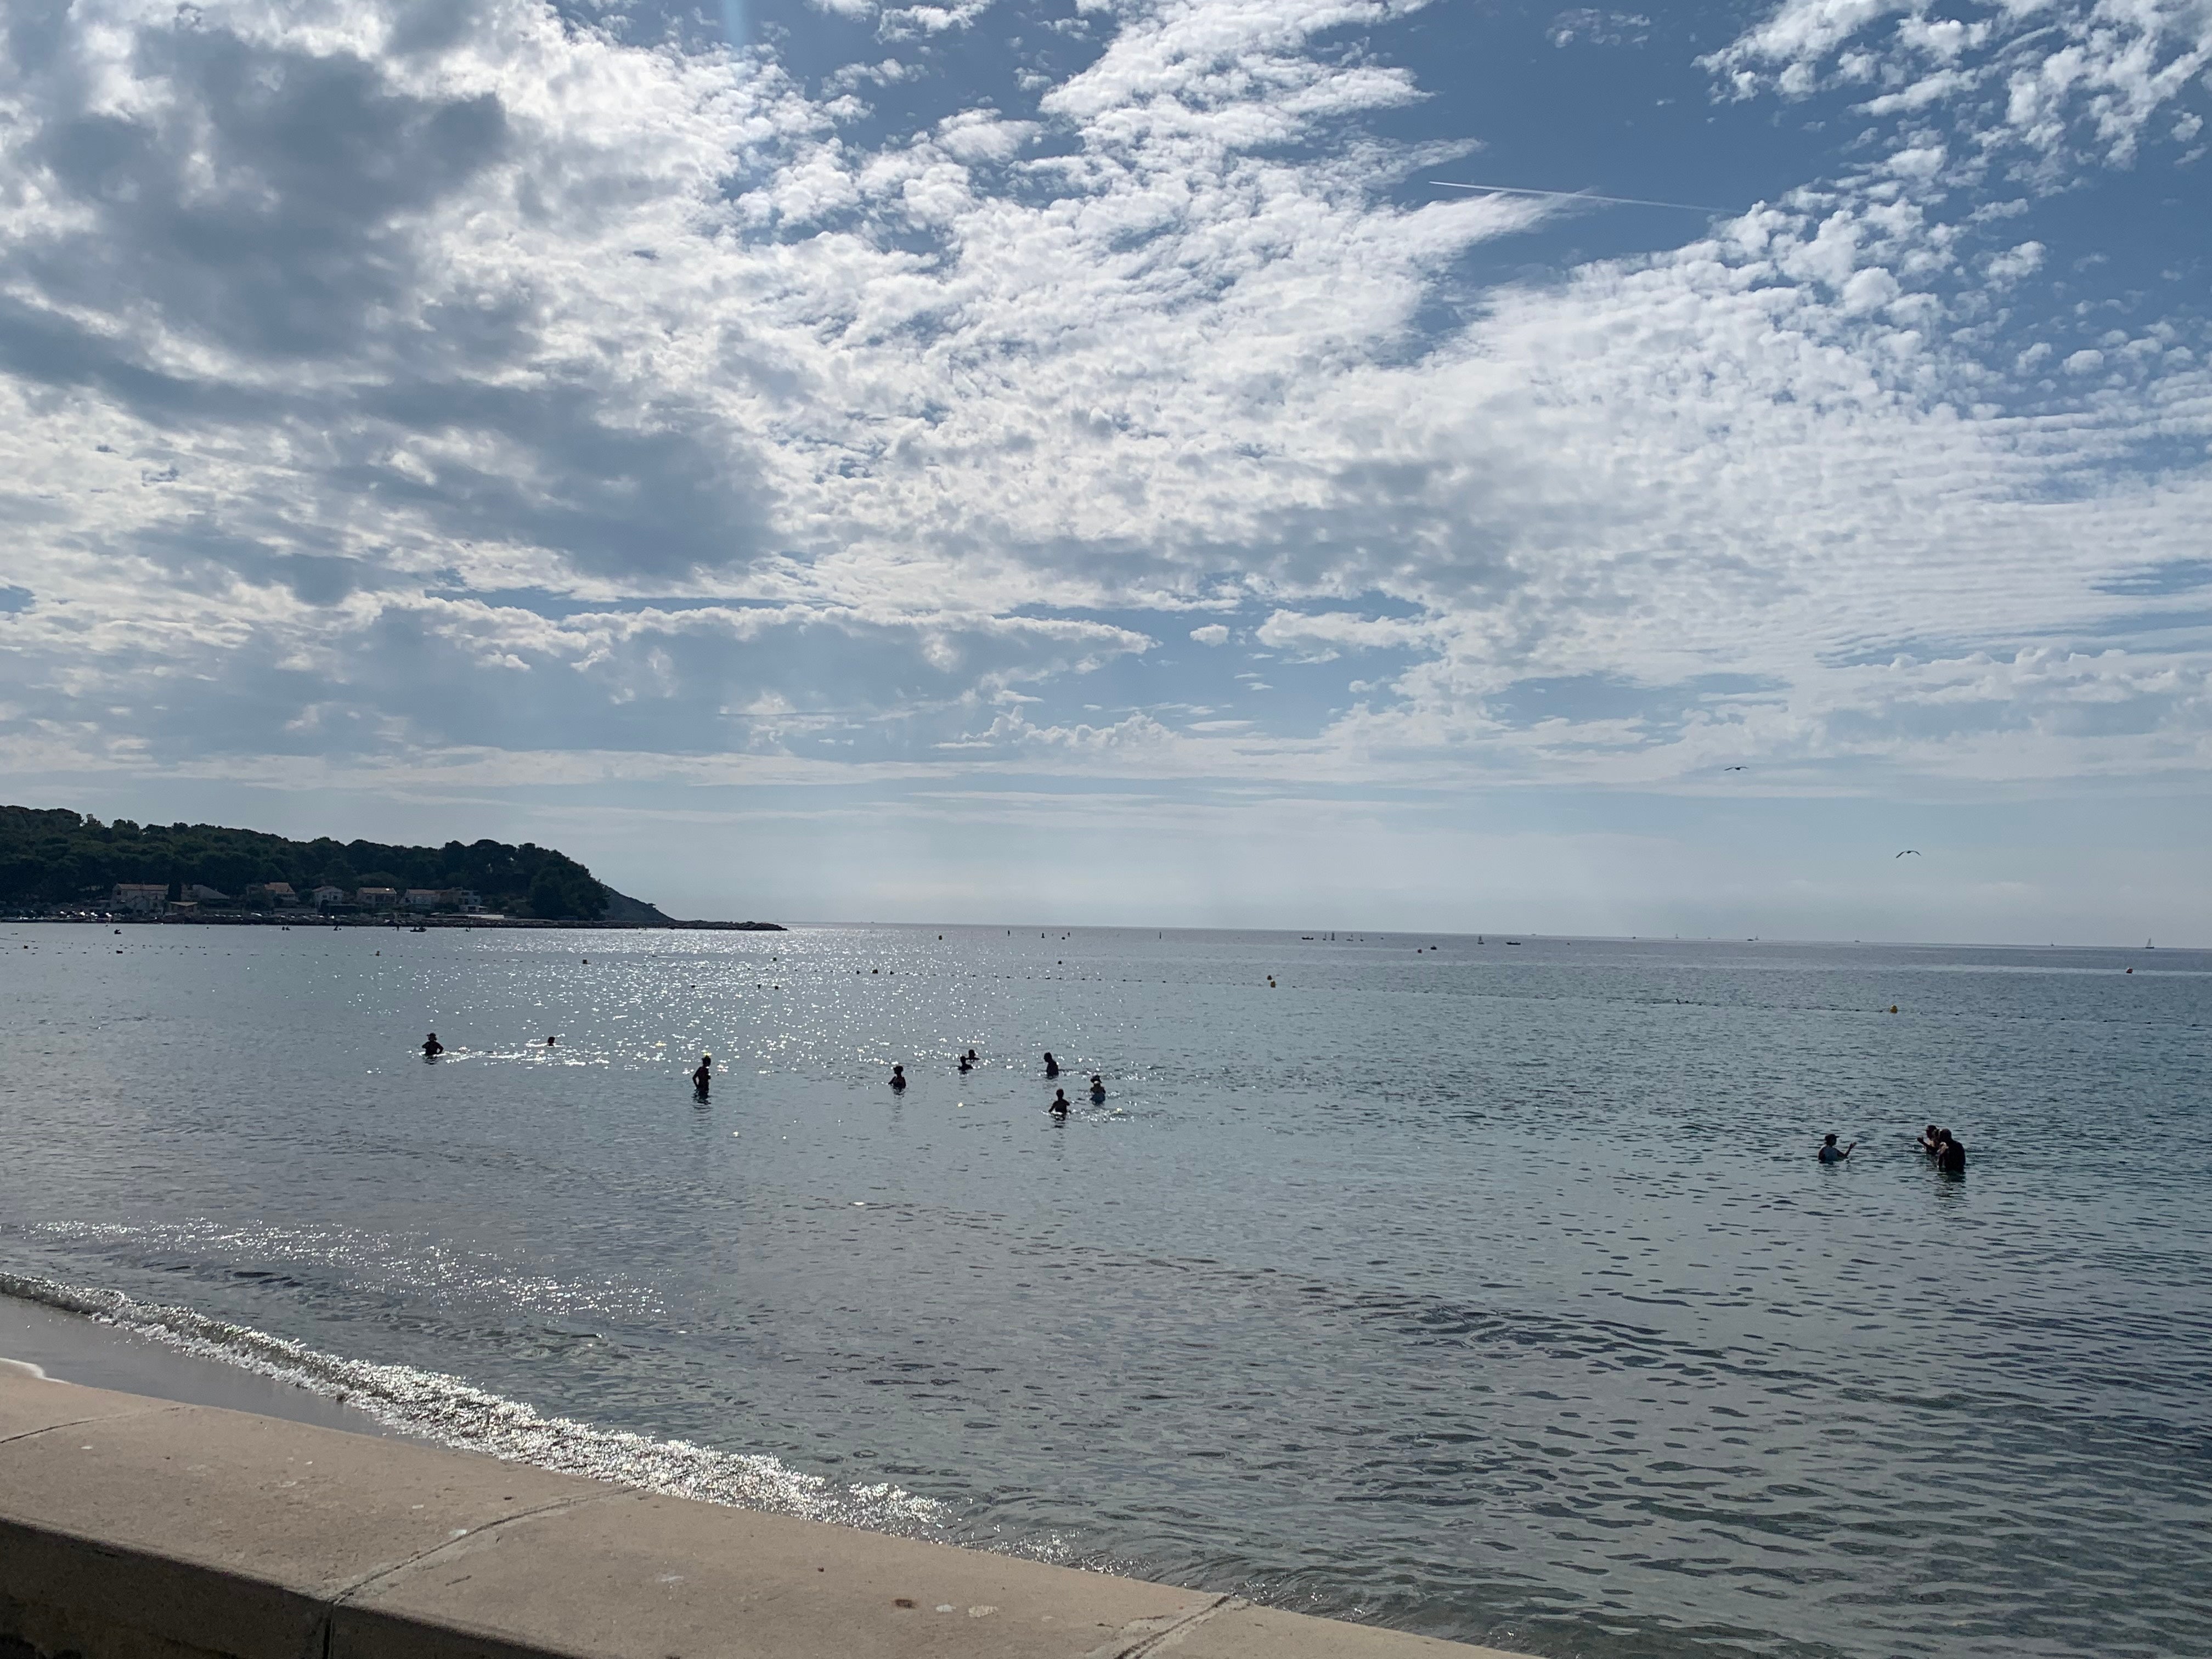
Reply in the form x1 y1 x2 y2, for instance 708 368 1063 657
112 883 166 914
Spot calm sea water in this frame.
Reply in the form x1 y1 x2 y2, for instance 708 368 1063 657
2 923 2207 1658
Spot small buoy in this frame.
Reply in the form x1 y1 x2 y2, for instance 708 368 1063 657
1888 1004 1898 1013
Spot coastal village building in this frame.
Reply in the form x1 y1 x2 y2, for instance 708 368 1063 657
112 883 167 914
404 889 442 910
311 884 347 907
356 886 399 909
185 884 230 905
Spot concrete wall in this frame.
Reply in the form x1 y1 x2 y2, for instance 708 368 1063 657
0 1369 1527 1659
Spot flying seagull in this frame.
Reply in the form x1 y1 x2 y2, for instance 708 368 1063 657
1430 180 1729 213
1895 849 1922 857
1722 765 1748 771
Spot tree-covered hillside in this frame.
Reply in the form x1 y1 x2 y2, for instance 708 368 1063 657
0 806 612 919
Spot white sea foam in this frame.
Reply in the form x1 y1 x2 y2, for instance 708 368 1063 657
0 1270 947 1532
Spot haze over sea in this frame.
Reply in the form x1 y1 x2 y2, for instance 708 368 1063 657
3 922 2207 1659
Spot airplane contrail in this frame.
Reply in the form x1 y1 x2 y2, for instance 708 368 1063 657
1430 180 1730 213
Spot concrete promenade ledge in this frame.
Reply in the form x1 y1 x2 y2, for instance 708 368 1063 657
0 1368 1531 1659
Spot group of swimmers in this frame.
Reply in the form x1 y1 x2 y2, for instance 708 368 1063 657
428 1027 1964 1157
426 1032 1102 1118
1917 1124 1968 1173
887 1047 1105 1115
1818 1126 1967 1173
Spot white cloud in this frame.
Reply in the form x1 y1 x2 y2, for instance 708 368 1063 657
1709 0 2212 167
0 0 2206 830
1985 239 2046 283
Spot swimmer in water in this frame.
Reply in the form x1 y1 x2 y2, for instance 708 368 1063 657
890 1063 907 1091
964 1048 979 1063
545 1035 557 1047
692 1055 712 1093
1049 1088 1070 1117
1043 1051 1060 1079
1818 1132 1855 1164
1934 1129 1966 1175
1088 1073 1106 1101
421 1032 443 1059
958 1053 972 1074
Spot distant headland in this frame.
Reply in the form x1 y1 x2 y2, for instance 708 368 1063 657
0 805 780 930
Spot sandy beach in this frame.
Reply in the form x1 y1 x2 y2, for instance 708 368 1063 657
0 1295 392 1439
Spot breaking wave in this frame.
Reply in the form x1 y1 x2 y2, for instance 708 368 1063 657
0 1269 947 1533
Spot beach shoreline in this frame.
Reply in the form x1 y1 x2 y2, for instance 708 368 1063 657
0 1293 396 1438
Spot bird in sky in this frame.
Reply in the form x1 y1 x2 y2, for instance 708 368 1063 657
1895 849 1922 857
1723 765 1748 771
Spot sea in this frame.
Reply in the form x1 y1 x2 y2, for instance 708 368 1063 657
1 922 2205 1659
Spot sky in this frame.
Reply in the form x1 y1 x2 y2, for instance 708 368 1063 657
1 0 2208 939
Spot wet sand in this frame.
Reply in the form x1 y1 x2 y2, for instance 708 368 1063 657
0 1294 393 1438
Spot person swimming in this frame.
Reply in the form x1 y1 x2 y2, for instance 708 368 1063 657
1934 1130 1966 1175
1049 1088 1070 1117
1088 1073 1106 1101
958 1054 972 1074
1818 1133 1856 1163
421 1032 443 1059
964 1048 979 1063
1918 1124 1942 1155
692 1054 712 1093
1043 1051 1060 1079
890 1063 907 1091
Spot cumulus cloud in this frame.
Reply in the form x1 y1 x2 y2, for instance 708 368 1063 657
1708 0 2212 169
0 0 2207 826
